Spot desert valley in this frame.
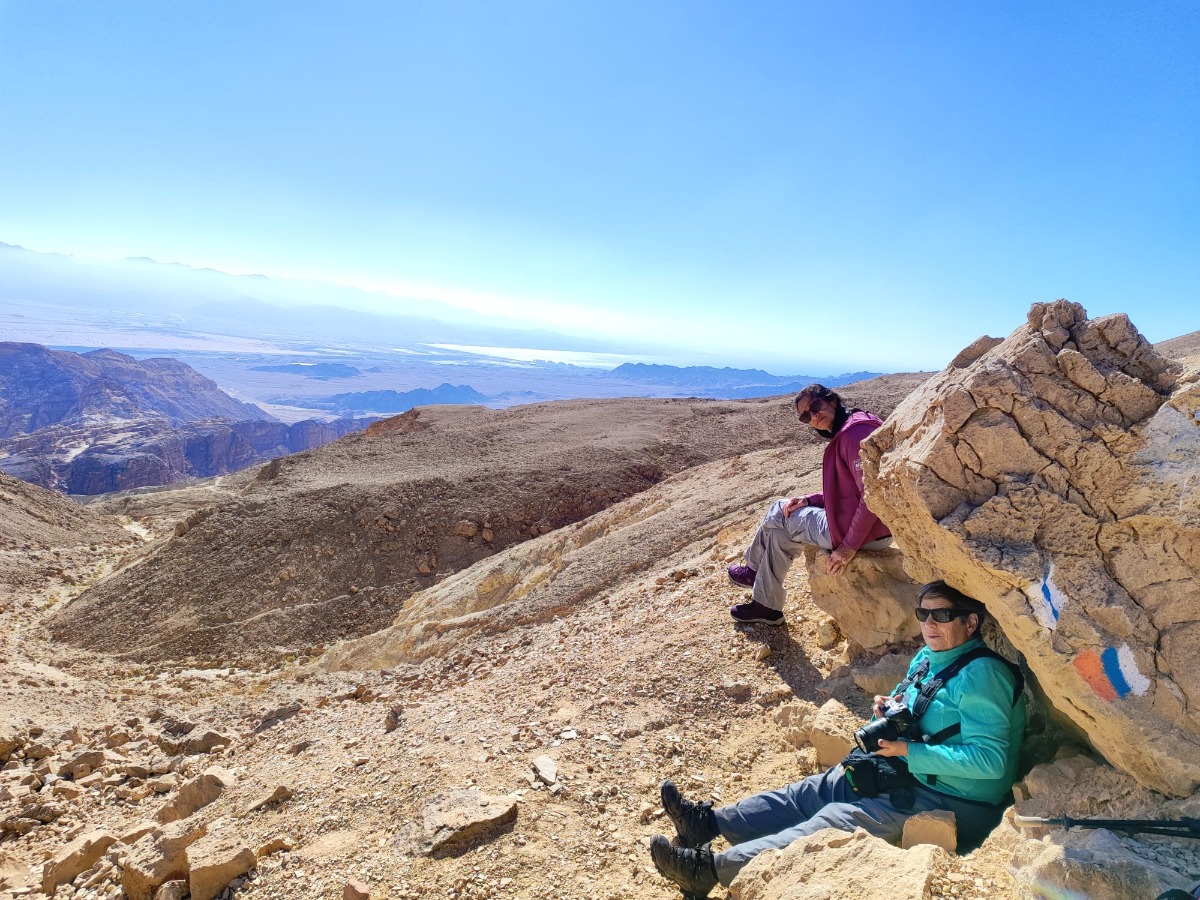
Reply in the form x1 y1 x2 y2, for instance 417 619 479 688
0 301 1198 900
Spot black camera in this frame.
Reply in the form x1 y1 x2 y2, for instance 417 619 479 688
854 699 915 752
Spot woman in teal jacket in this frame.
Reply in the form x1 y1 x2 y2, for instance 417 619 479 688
649 581 1027 896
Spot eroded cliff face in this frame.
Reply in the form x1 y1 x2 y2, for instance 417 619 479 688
862 300 1200 796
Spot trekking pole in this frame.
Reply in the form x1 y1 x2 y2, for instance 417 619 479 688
1013 814 1200 839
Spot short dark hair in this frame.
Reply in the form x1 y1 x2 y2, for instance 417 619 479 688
794 383 843 411
917 580 986 637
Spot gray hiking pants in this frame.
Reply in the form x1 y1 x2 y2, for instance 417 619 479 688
744 499 890 611
711 766 1000 885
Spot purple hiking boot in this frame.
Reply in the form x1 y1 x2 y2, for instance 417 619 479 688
726 564 757 589
729 600 784 626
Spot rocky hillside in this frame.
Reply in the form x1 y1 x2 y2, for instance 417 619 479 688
3 340 1198 899
0 344 270 436
0 343 371 494
45 377 926 667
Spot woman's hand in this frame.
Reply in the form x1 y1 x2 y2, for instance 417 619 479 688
782 497 808 517
872 695 895 718
874 738 909 758
827 545 856 576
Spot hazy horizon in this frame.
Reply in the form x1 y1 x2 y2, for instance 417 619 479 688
2 3 1197 373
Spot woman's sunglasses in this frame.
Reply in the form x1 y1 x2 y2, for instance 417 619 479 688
796 397 828 424
915 607 973 623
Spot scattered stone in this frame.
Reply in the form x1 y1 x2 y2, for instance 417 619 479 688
256 835 294 857
156 766 233 823
1 817 39 835
187 829 256 900
344 877 371 900
123 818 209 900
721 680 753 702
902 809 957 851
253 702 302 733
55 749 105 780
0 724 20 758
154 881 188 900
532 755 558 786
806 699 858 767
176 729 232 755
422 789 518 857
814 616 842 649
122 820 159 844
753 645 773 662
245 784 292 813
41 829 117 895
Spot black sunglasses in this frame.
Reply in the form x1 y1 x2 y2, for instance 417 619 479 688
796 397 829 425
915 607 973 624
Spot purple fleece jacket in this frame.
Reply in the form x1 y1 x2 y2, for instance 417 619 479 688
802 409 891 551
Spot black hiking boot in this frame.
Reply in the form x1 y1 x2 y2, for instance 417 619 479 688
660 779 718 848
650 834 718 897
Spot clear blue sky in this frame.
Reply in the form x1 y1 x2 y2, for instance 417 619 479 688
1 1 1197 373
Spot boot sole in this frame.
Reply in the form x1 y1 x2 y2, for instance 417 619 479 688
729 613 785 626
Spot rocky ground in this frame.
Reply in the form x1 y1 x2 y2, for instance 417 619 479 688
3 353 1199 900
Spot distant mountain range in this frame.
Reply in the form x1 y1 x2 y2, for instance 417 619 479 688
250 362 363 379
276 364 881 415
0 342 372 494
599 363 881 398
280 383 489 414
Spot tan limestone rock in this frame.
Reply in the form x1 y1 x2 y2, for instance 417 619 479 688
256 834 294 857
802 546 922 650
123 818 208 900
41 829 117 895
422 788 518 857
851 652 915 698
156 766 233 823
244 784 292 814
154 881 188 900
187 829 256 900
0 724 20 759
901 809 957 851
344 878 371 900
729 826 946 900
773 700 819 750
54 749 105 780
806 699 858 767
122 820 159 844
862 300 1200 796
1010 827 1195 900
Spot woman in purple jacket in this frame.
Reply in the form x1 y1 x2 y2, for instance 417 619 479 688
727 384 892 625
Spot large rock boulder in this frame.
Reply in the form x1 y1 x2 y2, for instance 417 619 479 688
729 826 947 899
862 300 1199 796
802 546 922 649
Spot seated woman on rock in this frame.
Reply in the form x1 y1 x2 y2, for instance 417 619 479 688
649 581 1027 896
727 384 892 626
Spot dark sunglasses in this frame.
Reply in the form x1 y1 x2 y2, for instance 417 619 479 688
796 397 828 424
915 607 973 624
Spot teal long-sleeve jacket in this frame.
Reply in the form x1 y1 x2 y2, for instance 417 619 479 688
891 637 1027 805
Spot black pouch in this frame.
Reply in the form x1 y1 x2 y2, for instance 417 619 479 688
840 748 916 800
